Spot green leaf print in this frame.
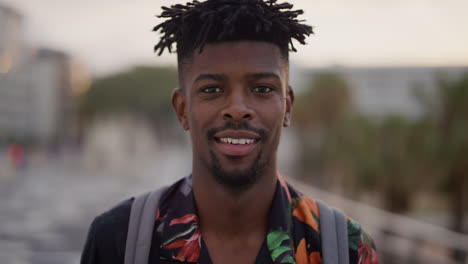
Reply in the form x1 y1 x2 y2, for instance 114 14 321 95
281 255 295 264
267 230 289 249
267 230 296 264
347 219 361 251
291 197 301 209
271 246 292 260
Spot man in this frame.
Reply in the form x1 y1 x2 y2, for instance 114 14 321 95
81 0 379 263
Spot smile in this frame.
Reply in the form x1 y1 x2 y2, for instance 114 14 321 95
213 130 261 156
218 138 256 145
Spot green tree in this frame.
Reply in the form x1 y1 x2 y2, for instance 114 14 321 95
295 72 351 132
340 115 431 212
79 66 179 139
294 72 352 188
429 73 468 236
295 71 430 213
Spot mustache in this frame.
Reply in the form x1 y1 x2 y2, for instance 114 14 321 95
207 121 267 140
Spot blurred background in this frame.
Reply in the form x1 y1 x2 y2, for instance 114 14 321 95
0 0 467 263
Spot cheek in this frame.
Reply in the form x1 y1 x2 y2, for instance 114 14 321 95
187 101 216 137
257 100 286 143
260 100 286 125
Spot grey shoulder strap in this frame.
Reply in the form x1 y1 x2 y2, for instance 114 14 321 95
316 200 350 264
124 186 168 264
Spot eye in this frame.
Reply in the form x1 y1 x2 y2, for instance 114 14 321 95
202 86 223 93
252 85 273 93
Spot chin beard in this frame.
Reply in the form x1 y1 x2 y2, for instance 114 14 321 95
209 151 267 194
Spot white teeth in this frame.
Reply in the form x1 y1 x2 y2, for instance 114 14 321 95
219 138 255 145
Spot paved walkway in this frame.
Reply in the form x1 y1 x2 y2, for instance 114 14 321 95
0 147 190 264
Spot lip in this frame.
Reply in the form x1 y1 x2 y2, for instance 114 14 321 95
213 130 261 157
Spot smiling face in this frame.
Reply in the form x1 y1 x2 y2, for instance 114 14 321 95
173 41 294 192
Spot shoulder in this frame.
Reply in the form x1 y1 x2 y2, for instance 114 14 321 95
92 198 134 236
81 178 186 264
285 183 379 263
81 198 133 264
88 177 187 239
346 217 379 264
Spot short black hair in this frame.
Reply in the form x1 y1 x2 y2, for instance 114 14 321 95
153 0 313 65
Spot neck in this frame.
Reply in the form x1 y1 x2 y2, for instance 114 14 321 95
192 165 277 239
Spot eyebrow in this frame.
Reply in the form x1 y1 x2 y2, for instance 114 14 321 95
246 72 281 81
194 72 281 83
194 74 227 83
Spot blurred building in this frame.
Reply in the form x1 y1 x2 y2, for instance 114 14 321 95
0 3 23 73
82 114 159 173
0 4 89 148
25 49 75 147
306 66 468 119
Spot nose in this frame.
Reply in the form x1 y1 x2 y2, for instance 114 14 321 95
221 89 254 121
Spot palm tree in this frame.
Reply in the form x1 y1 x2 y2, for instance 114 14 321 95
294 72 352 188
433 73 468 260
414 72 468 261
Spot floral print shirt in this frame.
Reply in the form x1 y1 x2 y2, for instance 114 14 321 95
155 175 379 264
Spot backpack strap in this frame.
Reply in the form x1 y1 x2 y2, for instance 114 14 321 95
124 186 168 264
316 200 350 264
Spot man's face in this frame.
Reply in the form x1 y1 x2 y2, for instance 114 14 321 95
173 41 294 191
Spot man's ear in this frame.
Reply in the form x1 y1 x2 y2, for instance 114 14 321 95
283 85 295 127
172 88 189 130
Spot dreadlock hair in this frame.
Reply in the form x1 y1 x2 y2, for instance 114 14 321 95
153 0 313 66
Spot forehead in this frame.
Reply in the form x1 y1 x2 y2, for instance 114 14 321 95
182 41 287 82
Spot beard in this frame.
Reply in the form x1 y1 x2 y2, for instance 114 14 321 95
209 150 267 194
206 120 269 194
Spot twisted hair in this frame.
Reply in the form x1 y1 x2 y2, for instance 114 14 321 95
153 0 313 64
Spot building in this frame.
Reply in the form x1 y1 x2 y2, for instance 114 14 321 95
28 49 75 146
305 66 468 119
0 4 88 148
0 4 28 141
0 3 23 73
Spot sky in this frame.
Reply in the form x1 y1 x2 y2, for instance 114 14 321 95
3 0 468 75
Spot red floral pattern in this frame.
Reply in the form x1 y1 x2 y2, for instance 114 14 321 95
161 213 201 262
358 238 379 264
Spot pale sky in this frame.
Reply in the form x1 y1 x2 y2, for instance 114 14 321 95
3 0 468 75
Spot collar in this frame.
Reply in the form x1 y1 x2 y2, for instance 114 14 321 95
155 174 307 263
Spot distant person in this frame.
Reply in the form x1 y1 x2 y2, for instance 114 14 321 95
7 143 25 170
81 0 378 263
